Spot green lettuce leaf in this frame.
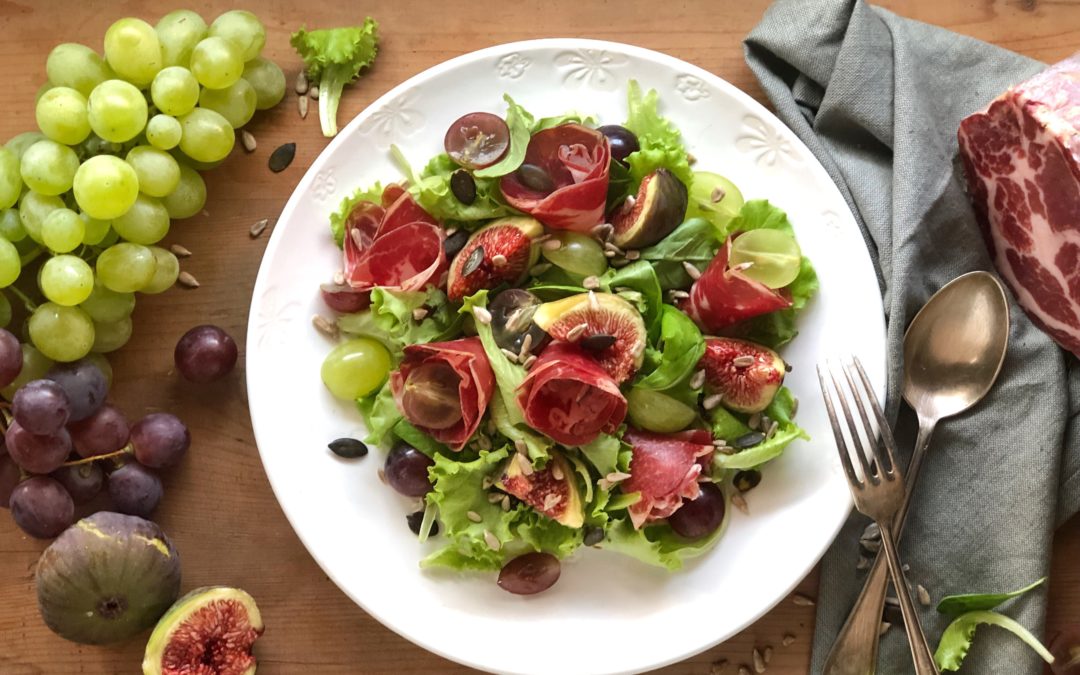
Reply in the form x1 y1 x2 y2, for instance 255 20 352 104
937 577 1047 615
357 381 401 447
337 287 462 360
391 145 514 225
635 304 705 390
392 419 447 457
712 387 808 471
638 217 723 290
290 18 379 137
513 508 583 558
599 497 729 570
622 80 693 189
935 611 1054 671
533 111 597 132
329 182 383 247
579 433 624 477
474 95 533 178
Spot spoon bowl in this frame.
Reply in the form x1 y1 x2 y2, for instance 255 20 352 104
902 270 1010 421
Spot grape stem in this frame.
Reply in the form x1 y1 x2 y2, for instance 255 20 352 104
60 444 134 467
7 285 37 313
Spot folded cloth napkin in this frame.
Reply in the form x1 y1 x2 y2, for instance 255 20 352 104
745 1 1080 672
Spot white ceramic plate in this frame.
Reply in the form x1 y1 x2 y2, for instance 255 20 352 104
247 39 885 675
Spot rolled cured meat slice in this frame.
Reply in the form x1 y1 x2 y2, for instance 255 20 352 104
621 428 714 529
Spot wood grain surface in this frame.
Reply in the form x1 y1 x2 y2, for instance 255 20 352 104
0 1 1077 673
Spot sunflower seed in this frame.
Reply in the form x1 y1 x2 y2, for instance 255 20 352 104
624 249 640 261
683 261 702 280
733 355 755 367
328 438 368 458
763 647 773 665
500 347 520 363
566 323 588 341
753 649 766 673
412 307 428 322
487 492 504 504
885 596 900 608
917 584 931 607
604 249 617 258
529 263 552 276
269 143 296 172
731 492 749 514
542 238 562 251
241 130 257 153
709 660 728 675
472 306 492 324
687 152 697 165
351 228 365 249
782 634 795 647
501 495 511 511
715 445 737 455
515 453 534 476
178 271 200 288
766 420 779 440
311 314 338 338
491 253 508 267
748 413 762 430
670 289 690 300
856 556 872 570
588 290 600 311
879 622 891 636
484 530 501 550
690 369 706 390
605 471 631 484
543 494 562 511
521 354 537 370
792 593 815 606
604 241 625 255
702 393 723 410
482 476 494 489
298 94 309 118
711 186 726 203
249 218 269 238
466 511 483 523
463 245 485 276
518 333 534 360
592 223 614 241
713 438 729 448
309 84 319 100
295 70 309 94
477 434 492 450
583 275 601 290
739 667 751 675
333 270 345 285
551 463 564 481
170 243 192 257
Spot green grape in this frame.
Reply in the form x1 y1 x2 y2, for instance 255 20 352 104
198 78 256 128
161 163 205 219
96 242 155 292
112 194 169 245
542 231 608 277
189 37 243 90
35 83 53 104
29 302 95 362
208 10 266 62
35 87 91 145
72 155 139 220
687 171 745 232
20 140 79 196
45 43 113 97
41 208 85 253
92 317 132 353
178 108 234 163
5 132 46 160
142 246 179 294
729 228 803 289
103 17 162 87
19 191 64 243
87 80 148 143
80 278 134 322
155 9 208 68
40 254 94 306
0 292 11 328
146 114 182 150
0 237 20 288
626 388 697 433
125 145 180 197
1 344 53 400
150 66 200 116
79 213 111 245
0 148 21 210
242 57 286 110
320 338 392 400
83 352 113 388
0 209 26 242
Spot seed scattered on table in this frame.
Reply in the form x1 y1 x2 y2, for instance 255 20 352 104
491 253 508 267
295 70 309 95
466 510 482 523
566 323 588 342
500 347 520 363
487 492 504 504
879 621 891 636
588 290 600 311
309 84 319 100
782 634 795 647
712 186 726 203
500 495 510 511
763 646 772 665
170 243 192 258
624 249 640 261
241 130 257 153
178 271 200 289
792 593 815 606
709 659 728 675
752 648 766 673
249 218 269 239
298 94 309 119
377 468 387 485
551 462 564 481
917 584 931 606
670 289 690 300
521 354 537 370
738 666 751 675
269 143 296 172
856 556 871 570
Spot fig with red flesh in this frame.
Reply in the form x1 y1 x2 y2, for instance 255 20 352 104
611 168 688 249
698 337 786 413
497 451 584 528
142 586 264 675
531 292 647 383
446 216 543 301
36 512 181 645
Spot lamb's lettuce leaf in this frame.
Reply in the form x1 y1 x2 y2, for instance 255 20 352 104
635 305 705 390
639 217 722 290
937 577 1047 615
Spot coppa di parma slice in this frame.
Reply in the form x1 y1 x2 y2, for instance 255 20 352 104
679 236 791 333
500 123 611 232
620 428 714 529
390 338 495 451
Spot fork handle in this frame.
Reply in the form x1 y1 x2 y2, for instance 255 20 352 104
877 522 940 675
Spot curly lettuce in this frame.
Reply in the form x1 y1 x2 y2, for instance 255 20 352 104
337 287 462 360
329 182 383 247
712 387 808 471
623 80 693 190
290 18 379 137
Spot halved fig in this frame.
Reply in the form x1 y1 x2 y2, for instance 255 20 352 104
611 168 688 249
532 292 646 383
497 451 584 528
698 337 786 413
142 586 264 675
446 217 543 301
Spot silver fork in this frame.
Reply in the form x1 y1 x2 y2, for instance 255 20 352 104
817 357 940 675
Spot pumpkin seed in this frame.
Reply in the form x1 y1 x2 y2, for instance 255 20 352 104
733 469 762 492
463 245 485 276
583 526 605 546
450 169 477 204
517 162 554 192
269 143 296 173
311 314 338 339
406 510 438 536
443 229 470 259
733 432 765 449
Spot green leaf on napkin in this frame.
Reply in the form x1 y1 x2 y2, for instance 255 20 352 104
935 610 1054 671
936 576 1047 615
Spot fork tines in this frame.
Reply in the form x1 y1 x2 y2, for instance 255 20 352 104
816 357 900 489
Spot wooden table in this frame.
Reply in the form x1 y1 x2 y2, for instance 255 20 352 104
0 1 1077 672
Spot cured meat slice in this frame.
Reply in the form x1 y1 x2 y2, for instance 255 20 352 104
621 428 714 529
500 123 611 232
679 237 792 333
390 338 494 451
516 342 626 446
341 193 447 293
378 189 438 238
958 54 1080 355
342 200 386 257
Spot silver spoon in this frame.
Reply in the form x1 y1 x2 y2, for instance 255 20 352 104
823 270 1010 675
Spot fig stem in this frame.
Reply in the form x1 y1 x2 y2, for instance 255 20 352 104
60 444 134 467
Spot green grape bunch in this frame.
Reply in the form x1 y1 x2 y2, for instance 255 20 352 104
0 9 286 364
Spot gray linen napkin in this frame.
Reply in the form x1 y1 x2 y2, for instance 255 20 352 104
744 1 1080 672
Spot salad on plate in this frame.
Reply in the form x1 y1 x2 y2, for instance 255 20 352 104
317 81 818 594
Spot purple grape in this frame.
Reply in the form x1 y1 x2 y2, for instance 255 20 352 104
174 325 238 383
51 462 104 504
5 421 72 475
0 328 22 389
46 359 108 422
0 455 22 508
384 444 434 497
12 379 70 435
597 125 640 164
10 476 74 538
107 463 163 518
498 552 561 595
69 404 129 458
667 483 725 539
131 413 190 469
